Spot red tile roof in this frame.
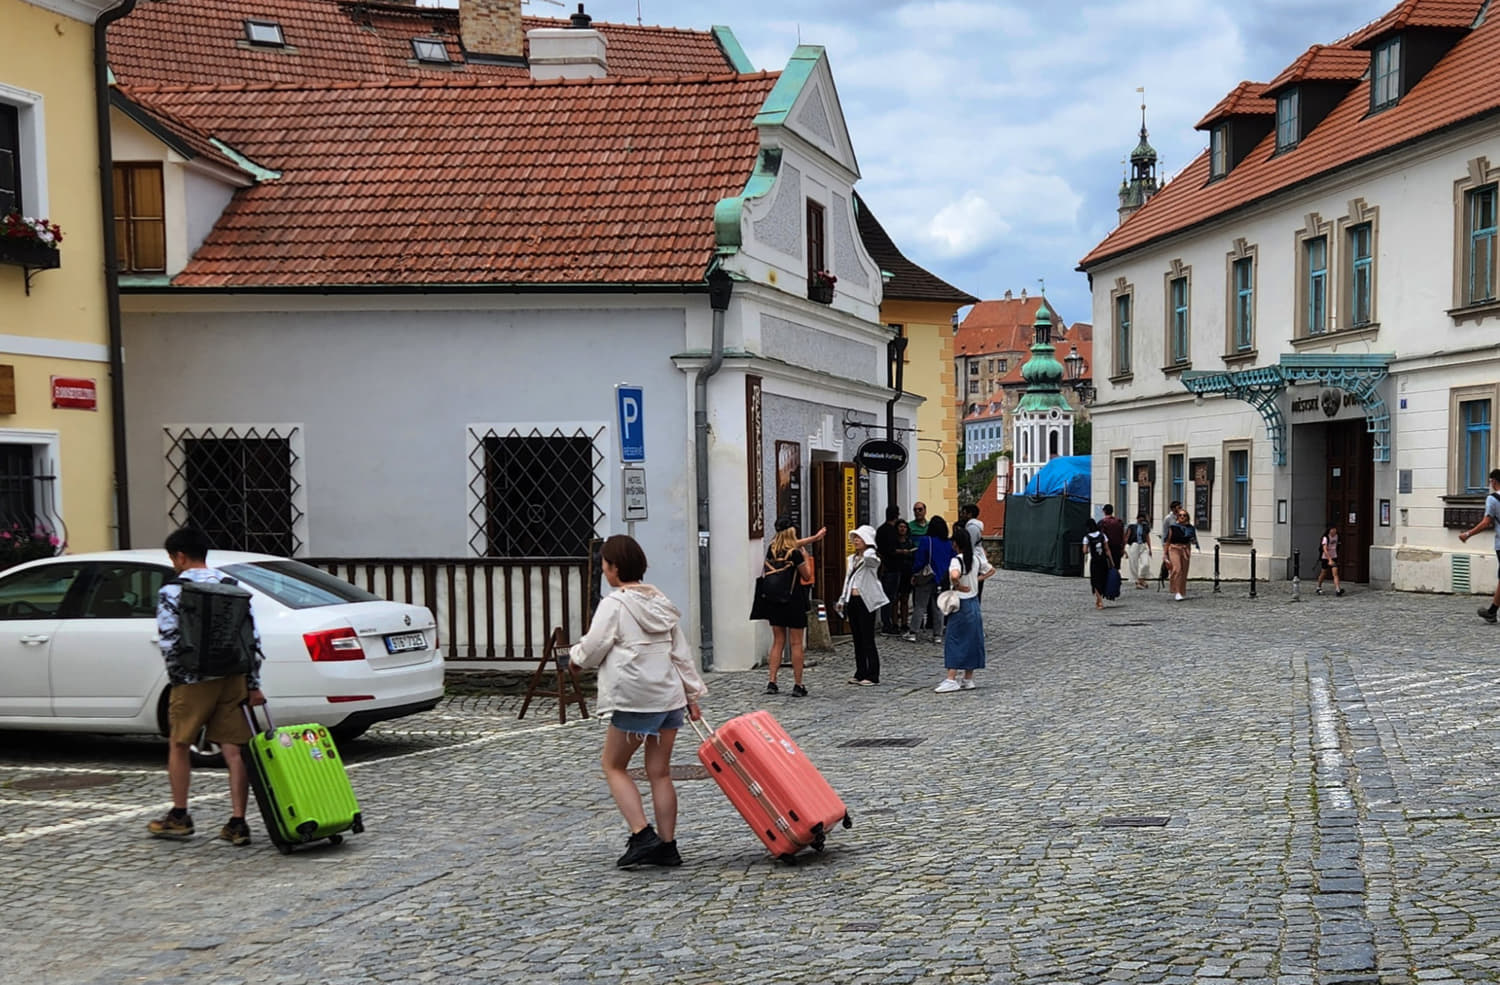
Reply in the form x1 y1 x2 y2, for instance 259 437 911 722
107 0 737 87
1345 0 1483 47
954 296 1058 357
1195 82 1274 130
112 90 256 179
123 73 778 288
1264 45 1370 94
1081 1 1497 270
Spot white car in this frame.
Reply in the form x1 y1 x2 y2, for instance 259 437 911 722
0 550 444 748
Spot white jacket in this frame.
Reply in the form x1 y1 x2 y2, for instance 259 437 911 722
569 586 707 714
837 547 889 610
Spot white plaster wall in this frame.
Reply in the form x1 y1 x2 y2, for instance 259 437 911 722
183 170 236 259
121 300 696 617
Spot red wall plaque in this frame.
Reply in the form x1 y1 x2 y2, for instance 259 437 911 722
51 377 97 410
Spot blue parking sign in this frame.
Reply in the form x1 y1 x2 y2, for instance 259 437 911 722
616 385 644 462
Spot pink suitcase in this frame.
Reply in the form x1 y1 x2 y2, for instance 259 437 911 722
692 709 851 862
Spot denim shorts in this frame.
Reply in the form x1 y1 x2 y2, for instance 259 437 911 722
610 706 686 739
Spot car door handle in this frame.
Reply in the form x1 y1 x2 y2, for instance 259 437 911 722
20 634 49 645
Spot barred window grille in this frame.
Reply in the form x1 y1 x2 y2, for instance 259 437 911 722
468 426 604 558
0 443 63 548
165 426 304 556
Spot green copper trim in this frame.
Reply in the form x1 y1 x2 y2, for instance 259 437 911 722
713 147 780 253
210 138 281 182
711 26 756 74
117 274 171 288
752 45 823 127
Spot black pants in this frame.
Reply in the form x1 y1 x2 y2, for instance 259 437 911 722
847 596 879 683
878 571 901 630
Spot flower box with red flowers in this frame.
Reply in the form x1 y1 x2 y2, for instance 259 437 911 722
808 269 836 304
0 212 63 270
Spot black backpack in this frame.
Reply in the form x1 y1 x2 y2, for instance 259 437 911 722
171 576 256 677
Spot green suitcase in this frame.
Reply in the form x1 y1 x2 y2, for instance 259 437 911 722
242 703 364 854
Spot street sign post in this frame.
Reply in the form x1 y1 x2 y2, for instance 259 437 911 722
615 384 644 463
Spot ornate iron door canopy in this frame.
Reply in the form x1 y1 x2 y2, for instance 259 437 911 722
1180 354 1393 466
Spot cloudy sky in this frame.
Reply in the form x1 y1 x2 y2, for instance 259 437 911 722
534 0 1397 323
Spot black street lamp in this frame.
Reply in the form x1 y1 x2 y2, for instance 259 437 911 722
1064 345 1095 407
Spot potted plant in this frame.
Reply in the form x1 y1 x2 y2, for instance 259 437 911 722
808 269 836 304
0 211 63 270
0 521 63 571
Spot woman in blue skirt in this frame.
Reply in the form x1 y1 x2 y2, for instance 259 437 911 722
934 526 994 693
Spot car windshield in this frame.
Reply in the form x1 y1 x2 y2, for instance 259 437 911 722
221 560 382 609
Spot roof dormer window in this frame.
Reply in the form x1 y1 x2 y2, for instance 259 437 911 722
1210 125 1227 179
244 20 285 47
1372 37 1402 109
1275 89 1300 151
412 38 451 64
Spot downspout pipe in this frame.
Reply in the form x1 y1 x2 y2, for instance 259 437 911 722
95 0 137 548
884 335 908 508
695 266 733 670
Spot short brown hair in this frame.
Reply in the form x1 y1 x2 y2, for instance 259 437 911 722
600 534 648 582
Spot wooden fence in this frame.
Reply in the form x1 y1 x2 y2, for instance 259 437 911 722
304 557 589 663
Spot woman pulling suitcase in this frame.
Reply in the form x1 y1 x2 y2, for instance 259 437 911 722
570 535 707 868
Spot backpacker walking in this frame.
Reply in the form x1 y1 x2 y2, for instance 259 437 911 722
147 527 265 846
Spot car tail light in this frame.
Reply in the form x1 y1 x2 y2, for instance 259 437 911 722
304 627 365 662
326 695 374 703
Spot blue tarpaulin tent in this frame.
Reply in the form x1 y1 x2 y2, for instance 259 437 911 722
1006 456 1092 576
1021 455 1091 502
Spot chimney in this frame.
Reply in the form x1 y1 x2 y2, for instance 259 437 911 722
528 4 607 80
1003 289 1012 301
460 0 524 63
1020 287 1027 299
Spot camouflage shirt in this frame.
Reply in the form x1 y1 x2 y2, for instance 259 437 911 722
157 566 264 689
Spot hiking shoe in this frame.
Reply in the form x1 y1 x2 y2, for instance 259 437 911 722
646 839 682 867
1480 607 1498 624
617 825 664 868
791 684 808 698
764 680 779 695
218 818 252 847
934 679 962 693
146 810 194 841
960 679 976 690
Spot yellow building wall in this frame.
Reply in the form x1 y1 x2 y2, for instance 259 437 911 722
0 0 117 552
883 299 960 518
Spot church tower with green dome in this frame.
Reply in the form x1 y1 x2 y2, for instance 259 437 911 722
1011 298 1075 493
1117 92 1160 225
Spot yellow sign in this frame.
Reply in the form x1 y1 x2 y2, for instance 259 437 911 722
842 464 857 538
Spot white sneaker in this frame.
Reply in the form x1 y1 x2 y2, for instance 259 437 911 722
1174 593 1185 601
960 679 976 690
934 679 962 693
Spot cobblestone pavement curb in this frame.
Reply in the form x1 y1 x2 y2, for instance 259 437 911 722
4 571 1500 983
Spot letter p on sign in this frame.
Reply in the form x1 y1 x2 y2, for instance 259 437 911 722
616 385 645 462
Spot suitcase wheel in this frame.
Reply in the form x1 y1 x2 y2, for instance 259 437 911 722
328 834 343 846
841 813 853 829
275 842 294 856
352 814 365 834
777 853 798 866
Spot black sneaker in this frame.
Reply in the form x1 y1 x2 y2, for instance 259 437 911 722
617 825 663 868
764 681 779 695
791 684 808 698
1336 588 1345 597
646 839 682 867
1480 607 1498 624
218 818 252 847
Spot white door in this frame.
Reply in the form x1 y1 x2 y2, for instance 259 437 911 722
0 561 88 717
48 562 171 720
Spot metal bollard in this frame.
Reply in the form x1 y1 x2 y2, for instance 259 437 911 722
1249 548 1257 598
1213 544 1221 593
1291 549 1302 602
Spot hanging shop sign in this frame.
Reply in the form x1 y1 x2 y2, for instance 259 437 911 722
853 438 908 474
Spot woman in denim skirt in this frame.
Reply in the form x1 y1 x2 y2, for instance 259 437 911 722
934 527 994 693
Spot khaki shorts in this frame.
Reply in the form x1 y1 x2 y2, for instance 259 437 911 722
168 677 252 746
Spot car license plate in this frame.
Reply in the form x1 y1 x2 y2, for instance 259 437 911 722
384 632 427 654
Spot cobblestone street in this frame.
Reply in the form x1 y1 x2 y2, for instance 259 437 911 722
4 568 1500 984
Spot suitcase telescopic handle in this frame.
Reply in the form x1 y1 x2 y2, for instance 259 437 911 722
687 711 715 743
241 699 276 737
